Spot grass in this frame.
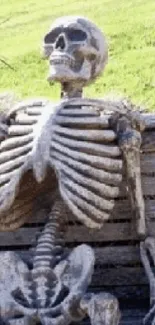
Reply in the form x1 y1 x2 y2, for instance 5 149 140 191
0 0 155 109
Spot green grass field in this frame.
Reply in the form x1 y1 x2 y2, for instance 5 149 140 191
0 0 155 109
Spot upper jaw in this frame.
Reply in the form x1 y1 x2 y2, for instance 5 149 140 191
50 53 75 68
49 51 84 72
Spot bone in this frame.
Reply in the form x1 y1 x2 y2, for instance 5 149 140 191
8 99 46 116
63 186 110 222
140 238 155 324
54 160 115 210
60 183 101 229
0 144 32 164
0 170 17 186
140 238 155 285
51 151 122 186
53 125 116 142
58 108 99 117
0 134 33 150
64 98 127 114
61 167 119 200
0 155 25 174
45 16 108 86
62 173 119 200
16 114 38 124
80 292 121 325
52 133 121 157
9 125 33 136
118 127 146 237
26 108 43 115
54 115 110 128
51 140 122 172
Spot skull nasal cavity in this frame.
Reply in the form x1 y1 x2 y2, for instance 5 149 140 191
56 35 66 50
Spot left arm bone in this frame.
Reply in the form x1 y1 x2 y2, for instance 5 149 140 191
111 111 146 238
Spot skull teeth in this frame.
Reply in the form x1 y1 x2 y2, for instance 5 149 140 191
50 57 75 68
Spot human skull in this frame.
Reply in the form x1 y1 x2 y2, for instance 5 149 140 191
43 16 108 86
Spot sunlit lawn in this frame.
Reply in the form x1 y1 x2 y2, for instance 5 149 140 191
0 0 155 109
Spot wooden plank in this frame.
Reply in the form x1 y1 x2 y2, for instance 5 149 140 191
120 309 147 325
0 249 147 286
1 219 155 246
142 130 155 152
119 176 155 197
26 198 155 224
92 267 147 286
65 221 155 243
95 246 141 265
122 309 147 317
143 113 155 130
91 285 149 300
111 199 155 221
120 320 142 325
82 319 142 325
4 245 141 266
141 153 155 174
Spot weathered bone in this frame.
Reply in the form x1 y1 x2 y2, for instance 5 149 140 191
0 198 106 325
52 153 122 185
53 125 117 141
111 113 146 237
16 113 39 124
51 141 122 171
140 237 155 324
60 183 103 229
43 16 108 87
80 292 121 325
62 186 110 221
9 125 33 135
54 115 110 128
53 133 121 158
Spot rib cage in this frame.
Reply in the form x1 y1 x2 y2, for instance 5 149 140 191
0 99 51 229
0 98 123 230
50 100 123 229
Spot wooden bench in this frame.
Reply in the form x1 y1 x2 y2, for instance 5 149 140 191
1 112 155 324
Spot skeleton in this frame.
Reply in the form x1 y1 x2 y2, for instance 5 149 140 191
0 16 146 324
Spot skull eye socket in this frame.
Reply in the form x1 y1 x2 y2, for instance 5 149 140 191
44 28 62 44
67 29 87 42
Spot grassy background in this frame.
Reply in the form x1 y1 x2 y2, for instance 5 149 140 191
0 0 155 109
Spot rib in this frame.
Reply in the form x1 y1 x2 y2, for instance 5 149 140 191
63 186 110 222
55 160 115 210
0 134 33 150
62 174 119 200
52 133 121 157
0 155 26 174
0 144 32 163
51 141 122 172
51 151 122 186
53 125 116 142
60 183 101 229
54 115 109 129
9 125 33 136
58 108 99 117
16 114 38 125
